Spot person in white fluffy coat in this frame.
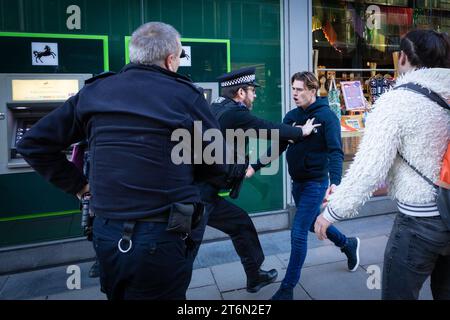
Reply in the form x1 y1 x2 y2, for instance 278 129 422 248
315 30 450 300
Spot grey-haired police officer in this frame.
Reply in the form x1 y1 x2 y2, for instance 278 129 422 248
191 67 320 293
17 22 228 300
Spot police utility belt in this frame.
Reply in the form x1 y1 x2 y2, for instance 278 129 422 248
118 202 204 254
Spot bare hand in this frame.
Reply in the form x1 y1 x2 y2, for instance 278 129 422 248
300 118 322 136
76 184 90 200
245 165 255 179
314 213 331 240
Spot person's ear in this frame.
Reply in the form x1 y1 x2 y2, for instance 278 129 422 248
399 51 406 66
164 54 176 71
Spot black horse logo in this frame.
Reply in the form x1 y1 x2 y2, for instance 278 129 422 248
33 45 56 63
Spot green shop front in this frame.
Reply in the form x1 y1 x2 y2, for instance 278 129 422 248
0 0 288 251
0 0 448 255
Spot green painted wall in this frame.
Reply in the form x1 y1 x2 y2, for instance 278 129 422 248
0 0 283 246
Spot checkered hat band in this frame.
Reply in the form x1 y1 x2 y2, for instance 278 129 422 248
221 74 255 87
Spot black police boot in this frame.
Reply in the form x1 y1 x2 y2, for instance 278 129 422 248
246 268 278 293
88 259 100 278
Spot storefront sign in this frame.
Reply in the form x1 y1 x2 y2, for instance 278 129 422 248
341 81 366 110
180 46 191 67
31 42 58 66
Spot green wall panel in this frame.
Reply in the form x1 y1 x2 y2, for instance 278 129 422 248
0 172 79 219
0 172 82 246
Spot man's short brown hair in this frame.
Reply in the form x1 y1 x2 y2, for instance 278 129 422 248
291 71 319 91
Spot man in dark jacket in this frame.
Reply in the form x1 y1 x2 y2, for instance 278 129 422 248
191 67 321 293
17 22 227 300
248 71 360 300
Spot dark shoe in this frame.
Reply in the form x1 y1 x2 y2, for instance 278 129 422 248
246 268 278 293
340 237 360 272
89 260 100 278
270 286 293 300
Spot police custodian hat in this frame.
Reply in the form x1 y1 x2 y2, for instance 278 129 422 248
217 67 260 88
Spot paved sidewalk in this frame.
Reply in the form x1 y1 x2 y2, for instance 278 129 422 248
0 213 433 300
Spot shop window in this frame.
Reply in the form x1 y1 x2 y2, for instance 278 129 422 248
312 0 449 196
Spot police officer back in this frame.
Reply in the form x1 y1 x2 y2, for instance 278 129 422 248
191 67 320 293
17 22 227 300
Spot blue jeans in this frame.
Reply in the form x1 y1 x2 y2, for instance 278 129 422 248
282 179 348 288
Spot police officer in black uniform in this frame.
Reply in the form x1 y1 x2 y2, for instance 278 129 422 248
17 22 228 300
192 67 321 293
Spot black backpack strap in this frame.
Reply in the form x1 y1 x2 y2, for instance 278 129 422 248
394 83 448 189
398 153 437 188
395 83 450 112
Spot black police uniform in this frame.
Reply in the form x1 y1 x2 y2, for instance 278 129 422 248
17 63 227 300
191 67 305 292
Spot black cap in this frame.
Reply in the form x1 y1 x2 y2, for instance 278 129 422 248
217 67 260 88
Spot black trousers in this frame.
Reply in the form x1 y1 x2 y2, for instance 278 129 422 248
383 213 450 300
191 195 265 279
93 216 194 300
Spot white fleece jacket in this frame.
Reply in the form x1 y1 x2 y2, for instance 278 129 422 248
324 68 450 223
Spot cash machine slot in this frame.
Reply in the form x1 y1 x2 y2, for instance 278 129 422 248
7 102 72 167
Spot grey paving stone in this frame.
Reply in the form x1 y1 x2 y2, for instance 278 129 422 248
189 268 215 289
358 236 389 266
46 286 106 300
187 285 222 300
260 230 296 254
0 275 9 293
277 245 346 270
299 261 381 300
210 261 246 293
419 277 433 300
212 256 285 293
222 282 311 300
192 214 393 270
333 214 395 240
0 261 100 300
194 239 240 269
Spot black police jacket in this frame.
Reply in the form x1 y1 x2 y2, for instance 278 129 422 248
17 63 227 220
210 97 303 140
198 97 304 200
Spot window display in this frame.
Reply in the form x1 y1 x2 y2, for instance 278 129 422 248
312 0 449 196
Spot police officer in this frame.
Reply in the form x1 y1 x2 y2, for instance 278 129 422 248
17 22 227 300
192 67 321 293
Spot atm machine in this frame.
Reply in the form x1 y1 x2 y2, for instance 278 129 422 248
0 73 91 247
